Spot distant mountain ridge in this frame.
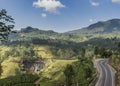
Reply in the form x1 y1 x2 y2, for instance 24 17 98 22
67 19 120 34
21 26 39 33
21 26 57 34
8 26 58 41
9 19 120 41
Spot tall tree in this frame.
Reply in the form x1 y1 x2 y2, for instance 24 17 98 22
94 46 99 56
118 42 120 54
0 9 15 77
0 9 15 41
0 63 2 77
64 64 74 86
81 47 86 57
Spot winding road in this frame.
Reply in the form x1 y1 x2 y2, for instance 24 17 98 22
95 59 116 86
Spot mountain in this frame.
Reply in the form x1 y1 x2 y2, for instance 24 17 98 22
9 26 58 41
21 26 57 34
67 19 120 34
21 26 39 33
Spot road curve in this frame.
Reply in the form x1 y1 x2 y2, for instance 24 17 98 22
95 59 116 86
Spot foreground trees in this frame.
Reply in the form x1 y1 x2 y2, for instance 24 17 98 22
0 74 38 86
94 46 112 58
0 64 2 77
64 47 95 86
0 9 15 40
64 64 75 86
0 9 15 77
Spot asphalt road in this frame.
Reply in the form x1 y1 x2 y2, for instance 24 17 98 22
95 59 116 86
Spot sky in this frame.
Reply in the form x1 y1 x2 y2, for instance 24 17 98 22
0 0 120 32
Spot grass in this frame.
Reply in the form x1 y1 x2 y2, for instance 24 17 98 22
34 45 53 59
0 46 10 60
40 82 54 86
39 59 77 82
0 45 77 85
1 57 20 78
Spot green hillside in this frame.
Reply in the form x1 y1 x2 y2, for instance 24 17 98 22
67 19 120 34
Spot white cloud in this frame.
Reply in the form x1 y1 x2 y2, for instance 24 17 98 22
112 0 120 3
41 13 47 17
89 19 96 22
90 0 100 6
89 19 93 22
33 0 65 13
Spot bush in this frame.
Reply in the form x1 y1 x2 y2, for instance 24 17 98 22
0 74 38 86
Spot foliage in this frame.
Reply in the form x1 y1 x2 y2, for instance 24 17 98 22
73 58 95 86
0 74 38 86
39 59 76 82
81 47 86 57
111 42 120 63
1 57 20 78
63 56 95 86
0 9 15 41
94 46 99 56
12 83 39 86
0 9 15 79
93 46 113 58
118 42 120 53
0 63 2 77
64 64 75 86
1 46 37 59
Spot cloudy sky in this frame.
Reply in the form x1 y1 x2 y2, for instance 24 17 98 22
0 0 120 32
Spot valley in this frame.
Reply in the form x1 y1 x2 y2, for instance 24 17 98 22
0 8 120 86
0 25 120 86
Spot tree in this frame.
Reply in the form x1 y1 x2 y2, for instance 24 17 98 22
0 9 15 41
99 47 105 58
94 46 99 56
0 9 15 77
64 64 74 86
81 47 86 57
118 42 120 54
0 63 2 77
102 50 112 58
74 58 94 86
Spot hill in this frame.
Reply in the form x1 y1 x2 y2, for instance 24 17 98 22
8 26 59 41
67 19 120 34
9 26 87 42
21 26 58 34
